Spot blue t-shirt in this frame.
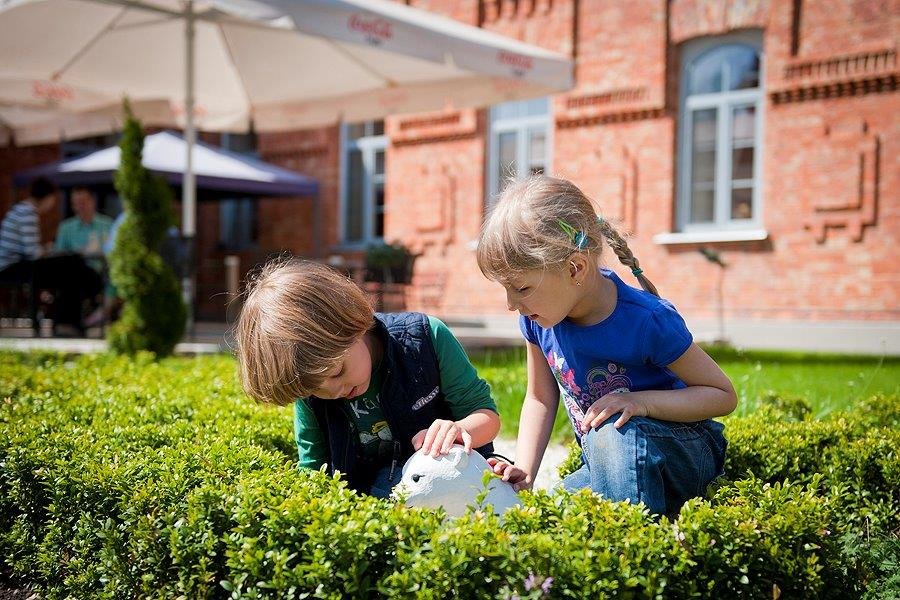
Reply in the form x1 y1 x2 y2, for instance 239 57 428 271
520 268 693 441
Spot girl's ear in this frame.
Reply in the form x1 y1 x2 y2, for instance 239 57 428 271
568 253 589 286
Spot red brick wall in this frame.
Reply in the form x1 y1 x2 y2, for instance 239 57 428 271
257 125 341 253
2 0 896 324
389 0 899 322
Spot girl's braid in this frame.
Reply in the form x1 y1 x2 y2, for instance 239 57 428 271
596 218 660 297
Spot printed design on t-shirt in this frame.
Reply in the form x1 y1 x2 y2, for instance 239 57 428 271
351 394 394 451
349 395 375 419
359 420 393 446
583 363 632 405
547 351 586 432
546 352 634 435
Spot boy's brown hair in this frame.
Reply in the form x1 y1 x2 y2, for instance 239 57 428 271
235 258 374 406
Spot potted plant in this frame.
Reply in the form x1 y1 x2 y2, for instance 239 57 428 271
364 241 416 284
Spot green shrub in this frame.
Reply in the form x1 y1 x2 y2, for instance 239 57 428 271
725 397 900 534
1 352 898 598
107 102 186 357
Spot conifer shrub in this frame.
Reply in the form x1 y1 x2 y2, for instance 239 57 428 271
107 102 186 356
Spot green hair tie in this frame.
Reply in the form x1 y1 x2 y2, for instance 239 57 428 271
557 219 588 250
631 267 643 276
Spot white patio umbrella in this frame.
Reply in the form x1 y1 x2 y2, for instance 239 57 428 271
0 0 573 319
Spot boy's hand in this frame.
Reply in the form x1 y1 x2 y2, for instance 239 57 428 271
412 419 472 456
486 457 532 492
581 391 649 432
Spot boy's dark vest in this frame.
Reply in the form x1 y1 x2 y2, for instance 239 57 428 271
306 312 494 494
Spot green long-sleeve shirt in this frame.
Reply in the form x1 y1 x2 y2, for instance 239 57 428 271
293 316 496 469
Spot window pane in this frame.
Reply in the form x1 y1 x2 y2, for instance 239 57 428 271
524 97 550 117
345 150 364 241
732 147 754 180
218 198 255 248
690 188 715 223
731 187 753 220
346 123 366 140
732 105 756 142
692 108 717 145
691 109 717 184
493 97 548 121
222 132 256 154
494 101 519 120
238 199 251 246
689 108 717 224
374 183 385 238
219 200 236 245
692 149 716 183
497 131 517 190
374 149 385 176
372 120 384 136
726 47 760 91
689 44 760 94
688 53 723 94
528 130 546 168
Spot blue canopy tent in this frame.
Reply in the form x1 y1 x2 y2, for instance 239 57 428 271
14 131 319 198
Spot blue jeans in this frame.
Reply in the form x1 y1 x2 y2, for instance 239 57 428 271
369 464 404 499
560 416 727 515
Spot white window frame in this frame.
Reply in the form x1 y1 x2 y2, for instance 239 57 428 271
486 98 552 210
340 121 386 247
676 32 764 234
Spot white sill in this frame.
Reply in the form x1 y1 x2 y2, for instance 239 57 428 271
652 229 769 245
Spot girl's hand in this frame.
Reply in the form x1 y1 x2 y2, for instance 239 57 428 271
412 419 472 456
486 457 532 492
581 392 649 432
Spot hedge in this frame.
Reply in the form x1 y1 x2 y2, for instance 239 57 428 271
1 352 897 598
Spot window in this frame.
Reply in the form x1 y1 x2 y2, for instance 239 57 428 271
218 132 258 249
219 197 256 249
678 33 763 232
487 98 550 209
341 120 386 245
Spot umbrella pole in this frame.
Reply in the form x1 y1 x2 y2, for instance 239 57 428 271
182 0 196 341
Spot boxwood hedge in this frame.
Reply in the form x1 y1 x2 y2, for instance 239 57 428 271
1 352 897 598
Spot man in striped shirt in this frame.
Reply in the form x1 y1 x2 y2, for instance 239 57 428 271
0 177 58 273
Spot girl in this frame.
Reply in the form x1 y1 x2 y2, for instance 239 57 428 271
478 176 736 515
235 259 500 498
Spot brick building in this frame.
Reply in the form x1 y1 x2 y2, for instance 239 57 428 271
3 0 898 347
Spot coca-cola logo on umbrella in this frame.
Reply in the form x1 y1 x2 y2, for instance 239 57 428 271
348 14 393 45
169 101 207 119
497 51 534 76
31 81 74 102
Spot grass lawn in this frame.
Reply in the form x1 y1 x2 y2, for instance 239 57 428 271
470 345 900 442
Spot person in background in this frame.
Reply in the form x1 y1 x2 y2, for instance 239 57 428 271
0 177 58 273
0 177 101 336
51 186 113 328
55 186 113 272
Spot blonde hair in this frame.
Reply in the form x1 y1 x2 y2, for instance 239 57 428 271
235 258 374 406
477 175 659 296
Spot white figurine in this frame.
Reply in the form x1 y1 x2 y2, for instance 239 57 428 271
395 445 521 518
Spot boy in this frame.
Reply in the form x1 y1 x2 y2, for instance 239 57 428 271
235 259 500 497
